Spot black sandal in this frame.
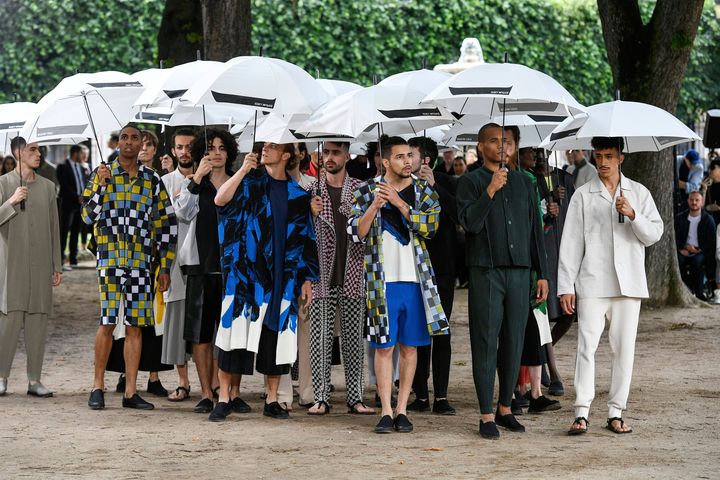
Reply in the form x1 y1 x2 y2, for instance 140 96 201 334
568 417 589 435
347 401 375 415
307 401 331 416
605 417 633 434
168 386 190 402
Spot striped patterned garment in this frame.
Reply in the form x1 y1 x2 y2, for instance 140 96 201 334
347 176 450 345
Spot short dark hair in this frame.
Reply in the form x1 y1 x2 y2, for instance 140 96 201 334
689 190 704 198
142 130 159 148
591 136 624 153
454 156 466 165
70 145 84 157
10 136 26 158
120 124 142 137
709 159 720 171
324 141 350 152
110 132 119 142
173 127 196 147
379 135 407 160
477 123 520 145
408 136 439 161
190 128 237 176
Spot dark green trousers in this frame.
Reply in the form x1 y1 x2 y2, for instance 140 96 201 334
468 266 530 414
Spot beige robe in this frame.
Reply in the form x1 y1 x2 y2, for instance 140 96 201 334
0 171 61 315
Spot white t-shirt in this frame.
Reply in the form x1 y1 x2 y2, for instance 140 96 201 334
381 230 418 283
686 213 701 247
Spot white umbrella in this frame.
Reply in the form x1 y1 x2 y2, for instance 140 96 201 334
296 84 455 139
20 71 144 151
378 68 451 92
133 60 224 108
132 104 254 127
231 112 356 150
423 62 585 117
445 114 564 148
181 56 328 116
539 100 701 152
317 79 362 97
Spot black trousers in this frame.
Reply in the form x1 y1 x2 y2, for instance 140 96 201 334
468 266 530 414
60 204 82 264
412 274 454 399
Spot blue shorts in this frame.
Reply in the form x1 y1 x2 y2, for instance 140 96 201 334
369 282 431 348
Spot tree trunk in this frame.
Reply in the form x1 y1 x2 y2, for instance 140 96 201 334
200 0 252 61
596 0 705 306
157 0 204 67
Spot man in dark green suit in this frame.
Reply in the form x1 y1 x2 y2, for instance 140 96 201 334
457 123 549 439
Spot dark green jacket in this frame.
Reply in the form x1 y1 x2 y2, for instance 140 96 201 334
457 166 548 279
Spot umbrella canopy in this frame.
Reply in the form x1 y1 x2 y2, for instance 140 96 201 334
231 112 356 146
423 62 585 117
180 56 329 116
317 79 362 97
296 83 455 139
445 114 564 148
133 104 254 127
378 69 451 92
133 60 224 108
0 102 39 133
20 71 144 144
539 100 701 152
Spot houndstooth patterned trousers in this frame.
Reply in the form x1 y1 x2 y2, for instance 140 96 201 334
309 286 365 405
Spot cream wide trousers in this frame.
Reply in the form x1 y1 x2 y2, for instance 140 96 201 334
574 297 642 419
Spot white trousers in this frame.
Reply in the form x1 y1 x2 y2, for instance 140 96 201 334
574 297 641 419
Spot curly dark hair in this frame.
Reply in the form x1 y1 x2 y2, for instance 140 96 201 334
191 128 237 175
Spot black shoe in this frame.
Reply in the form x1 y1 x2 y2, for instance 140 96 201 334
147 379 168 397
394 414 414 433
528 395 561 413
432 399 456 416
479 420 499 439
194 398 214 413
374 415 395 434
122 393 154 410
115 374 125 393
209 401 232 422
88 388 105 410
514 390 530 408
407 398 430 412
231 396 252 413
263 401 289 419
510 398 524 416
495 411 525 432
541 365 551 388
548 380 565 396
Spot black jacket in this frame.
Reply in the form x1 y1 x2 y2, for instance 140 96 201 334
675 209 716 279
426 171 458 277
57 159 90 210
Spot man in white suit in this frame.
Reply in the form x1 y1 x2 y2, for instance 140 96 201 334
558 137 663 435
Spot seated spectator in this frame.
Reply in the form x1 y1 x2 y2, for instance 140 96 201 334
675 191 716 300
678 149 703 195
701 159 720 225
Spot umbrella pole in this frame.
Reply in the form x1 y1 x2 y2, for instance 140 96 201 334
15 132 25 211
252 110 258 163
81 93 104 169
202 104 209 154
377 123 383 177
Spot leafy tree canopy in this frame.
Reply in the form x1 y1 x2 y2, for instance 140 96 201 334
0 0 717 123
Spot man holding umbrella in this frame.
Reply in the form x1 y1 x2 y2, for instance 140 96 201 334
83 124 177 411
559 137 663 435
457 123 549 440
0 137 62 398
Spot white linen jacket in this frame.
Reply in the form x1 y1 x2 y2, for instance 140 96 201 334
557 174 663 299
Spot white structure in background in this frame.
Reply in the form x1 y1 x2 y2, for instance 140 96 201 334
434 38 485 74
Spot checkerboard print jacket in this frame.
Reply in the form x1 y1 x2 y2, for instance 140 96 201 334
81 160 177 273
347 176 450 345
306 174 365 300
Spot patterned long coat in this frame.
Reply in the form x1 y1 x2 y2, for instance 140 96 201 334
306 173 365 300
215 172 319 365
347 176 450 345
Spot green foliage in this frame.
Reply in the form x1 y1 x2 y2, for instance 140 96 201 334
0 0 717 124
0 0 163 103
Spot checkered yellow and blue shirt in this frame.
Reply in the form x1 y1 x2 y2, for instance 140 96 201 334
81 160 177 273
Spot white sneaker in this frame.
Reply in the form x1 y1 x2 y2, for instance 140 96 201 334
0 378 7 396
712 290 720 304
62 265 73 272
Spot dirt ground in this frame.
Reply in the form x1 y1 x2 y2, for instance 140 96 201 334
1 265 718 479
